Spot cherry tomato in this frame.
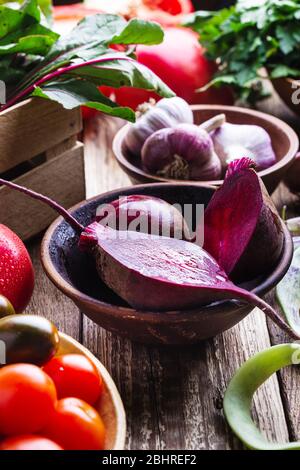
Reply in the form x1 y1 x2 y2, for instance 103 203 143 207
43 354 103 405
0 364 57 436
44 397 106 450
153 0 193 15
0 224 34 313
0 435 63 450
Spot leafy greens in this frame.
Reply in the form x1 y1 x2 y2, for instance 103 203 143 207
184 0 300 102
0 0 174 121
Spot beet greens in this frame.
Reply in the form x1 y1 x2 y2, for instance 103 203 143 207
0 0 174 119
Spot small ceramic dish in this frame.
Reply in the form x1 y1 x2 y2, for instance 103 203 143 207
58 332 126 449
113 105 299 193
273 77 300 117
41 183 293 345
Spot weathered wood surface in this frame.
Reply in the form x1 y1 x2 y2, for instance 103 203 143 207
0 98 82 173
0 142 85 240
25 91 300 449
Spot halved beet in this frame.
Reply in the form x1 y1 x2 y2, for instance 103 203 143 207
201 158 284 281
95 194 191 240
0 178 296 339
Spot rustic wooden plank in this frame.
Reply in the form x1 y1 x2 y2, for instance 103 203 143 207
150 310 289 450
24 243 81 342
0 142 85 240
0 98 82 173
83 323 160 450
266 182 300 443
82 114 290 449
46 135 78 160
83 114 158 449
84 114 130 198
261 81 300 444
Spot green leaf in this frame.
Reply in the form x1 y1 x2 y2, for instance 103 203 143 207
44 15 165 69
0 0 42 40
0 23 58 46
22 0 40 23
270 64 300 78
0 33 55 55
31 80 136 121
276 246 300 336
276 24 296 54
0 6 24 39
0 0 53 20
68 58 175 98
46 14 127 61
111 18 164 45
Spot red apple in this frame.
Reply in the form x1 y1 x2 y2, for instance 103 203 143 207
0 224 34 312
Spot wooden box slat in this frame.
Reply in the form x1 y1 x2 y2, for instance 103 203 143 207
0 98 82 173
0 142 85 240
0 98 85 240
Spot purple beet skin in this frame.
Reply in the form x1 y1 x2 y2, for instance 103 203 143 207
95 194 191 240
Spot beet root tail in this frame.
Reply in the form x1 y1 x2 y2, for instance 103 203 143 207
0 178 84 234
235 287 300 340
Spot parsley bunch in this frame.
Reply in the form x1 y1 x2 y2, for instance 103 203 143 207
185 0 300 102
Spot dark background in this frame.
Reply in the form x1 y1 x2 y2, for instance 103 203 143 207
192 0 235 8
53 1 236 10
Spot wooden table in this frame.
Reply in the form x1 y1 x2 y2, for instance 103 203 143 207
25 91 300 450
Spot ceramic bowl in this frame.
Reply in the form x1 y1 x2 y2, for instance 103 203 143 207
273 78 300 117
41 183 293 345
113 105 299 193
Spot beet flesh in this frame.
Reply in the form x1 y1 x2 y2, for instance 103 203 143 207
80 222 237 310
202 158 263 275
202 158 284 281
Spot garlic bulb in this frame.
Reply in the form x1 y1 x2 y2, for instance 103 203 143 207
141 122 222 181
210 122 276 171
122 97 193 157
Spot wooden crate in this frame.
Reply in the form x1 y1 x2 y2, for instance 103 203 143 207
0 98 85 240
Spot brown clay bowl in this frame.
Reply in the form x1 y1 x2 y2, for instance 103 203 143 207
41 183 293 345
58 332 126 449
273 77 300 116
113 105 299 194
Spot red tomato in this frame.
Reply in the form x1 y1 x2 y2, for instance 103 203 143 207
130 0 194 26
143 0 193 16
101 27 233 111
0 224 34 313
0 435 63 451
43 354 103 405
0 364 57 436
44 397 106 450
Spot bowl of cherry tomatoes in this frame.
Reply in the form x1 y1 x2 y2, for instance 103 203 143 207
0 312 126 450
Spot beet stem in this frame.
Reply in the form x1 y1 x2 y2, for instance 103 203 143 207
0 178 84 233
236 288 300 340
